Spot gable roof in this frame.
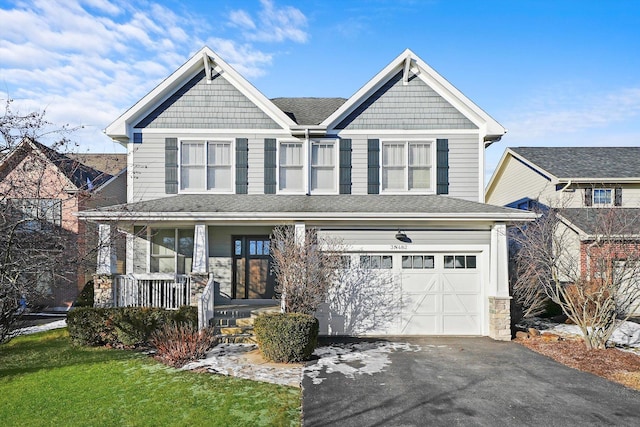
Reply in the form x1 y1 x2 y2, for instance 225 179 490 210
559 208 640 237
510 147 640 180
105 46 297 142
79 193 536 222
271 98 347 126
322 49 506 142
68 153 127 175
0 139 113 191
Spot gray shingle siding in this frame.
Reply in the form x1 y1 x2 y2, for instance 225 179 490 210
134 71 281 129
335 72 477 130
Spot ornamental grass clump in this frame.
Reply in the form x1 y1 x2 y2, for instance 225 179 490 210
150 322 216 368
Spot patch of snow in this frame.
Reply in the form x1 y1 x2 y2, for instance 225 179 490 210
545 320 640 353
13 319 67 336
304 341 421 385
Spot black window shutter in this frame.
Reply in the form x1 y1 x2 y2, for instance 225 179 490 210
584 188 593 206
339 138 352 194
264 138 277 194
165 138 178 194
235 138 249 194
436 139 449 195
367 139 380 194
614 187 622 206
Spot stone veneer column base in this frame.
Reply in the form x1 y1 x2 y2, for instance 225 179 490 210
189 274 209 306
93 275 114 308
488 296 512 341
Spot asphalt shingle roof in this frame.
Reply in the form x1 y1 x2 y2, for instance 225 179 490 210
560 208 640 235
511 147 640 179
95 194 527 216
271 98 347 126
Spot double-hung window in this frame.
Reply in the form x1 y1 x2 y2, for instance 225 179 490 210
180 141 232 192
593 189 612 205
279 142 304 192
311 141 337 193
150 228 194 274
381 141 433 192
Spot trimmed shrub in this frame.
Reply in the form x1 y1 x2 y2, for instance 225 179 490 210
73 280 95 308
111 307 171 346
67 307 114 346
67 306 198 347
150 323 216 368
254 313 319 363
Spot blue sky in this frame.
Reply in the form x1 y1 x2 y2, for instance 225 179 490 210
1 0 639 182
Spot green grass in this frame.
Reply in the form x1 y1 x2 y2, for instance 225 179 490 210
0 329 301 426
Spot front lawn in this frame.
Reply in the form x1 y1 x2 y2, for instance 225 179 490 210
0 329 300 426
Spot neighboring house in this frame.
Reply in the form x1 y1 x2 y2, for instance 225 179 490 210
80 47 533 339
486 146 640 315
0 139 126 310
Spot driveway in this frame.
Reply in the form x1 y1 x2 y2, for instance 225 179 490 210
302 337 640 426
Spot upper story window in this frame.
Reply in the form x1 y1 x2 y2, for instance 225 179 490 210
311 140 337 193
279 141 304 193
585 187 621 207
180 140 232 192
10 198 62 231
381 141 433 192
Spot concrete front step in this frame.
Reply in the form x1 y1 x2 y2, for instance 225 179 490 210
211 303 280 344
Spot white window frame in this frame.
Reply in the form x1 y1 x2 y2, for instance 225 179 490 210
380 139 436 194
149 228 194 274
592 188 613 206
309 139 339 194
277 139 307 194
179 139 234 193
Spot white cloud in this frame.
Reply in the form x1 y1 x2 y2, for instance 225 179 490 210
0 0 308 152
230 0 308 43
504 86 640 141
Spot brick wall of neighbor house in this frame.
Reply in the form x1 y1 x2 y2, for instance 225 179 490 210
489 297 511 341
579 241 640 280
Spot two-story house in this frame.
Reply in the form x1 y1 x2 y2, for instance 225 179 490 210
80 47 534 340
0 138 126 310
486 147 640 315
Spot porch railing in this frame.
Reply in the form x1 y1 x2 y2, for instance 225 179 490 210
113 274 191 309
198 275 215 330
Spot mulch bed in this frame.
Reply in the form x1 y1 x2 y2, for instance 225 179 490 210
516 336 640 390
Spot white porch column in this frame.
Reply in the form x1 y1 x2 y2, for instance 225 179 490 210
192 224 209 274
490 223 509 297
97 223 117 275
294 222 306 246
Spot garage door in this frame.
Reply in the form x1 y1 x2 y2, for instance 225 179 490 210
399 254 481 335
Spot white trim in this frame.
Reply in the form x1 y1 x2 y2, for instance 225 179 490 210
337 129 481 136
106 46 296 141
322 49 505 139
309 138 339 195
277 139 308 195
379 139 436 195
80 210 537 222
135 128 293 135
178 138 235 194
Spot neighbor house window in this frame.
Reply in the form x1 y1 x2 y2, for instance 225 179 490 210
150 228 194 274
10 198 62 231
381 141 433 192
279 141 304 192
311 141 337 192
593 189 612 205
180 141 232 192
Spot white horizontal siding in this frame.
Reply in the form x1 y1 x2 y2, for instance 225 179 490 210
486 155 557 207
318 228 491 247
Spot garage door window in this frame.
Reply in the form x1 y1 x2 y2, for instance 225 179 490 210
360 255 393 269
402 255 435 269
444 255 476 269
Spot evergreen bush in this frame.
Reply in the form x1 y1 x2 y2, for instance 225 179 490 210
254 313 318 363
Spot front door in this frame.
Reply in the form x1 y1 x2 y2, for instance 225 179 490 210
232 236 276 299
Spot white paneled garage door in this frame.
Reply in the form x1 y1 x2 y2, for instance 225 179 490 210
399 254 481 335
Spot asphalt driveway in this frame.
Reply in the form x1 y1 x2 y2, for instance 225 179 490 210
302 337 640 426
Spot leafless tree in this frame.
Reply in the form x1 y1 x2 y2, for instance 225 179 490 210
270 225 344 315
512 207 640 350
0 99 81 343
